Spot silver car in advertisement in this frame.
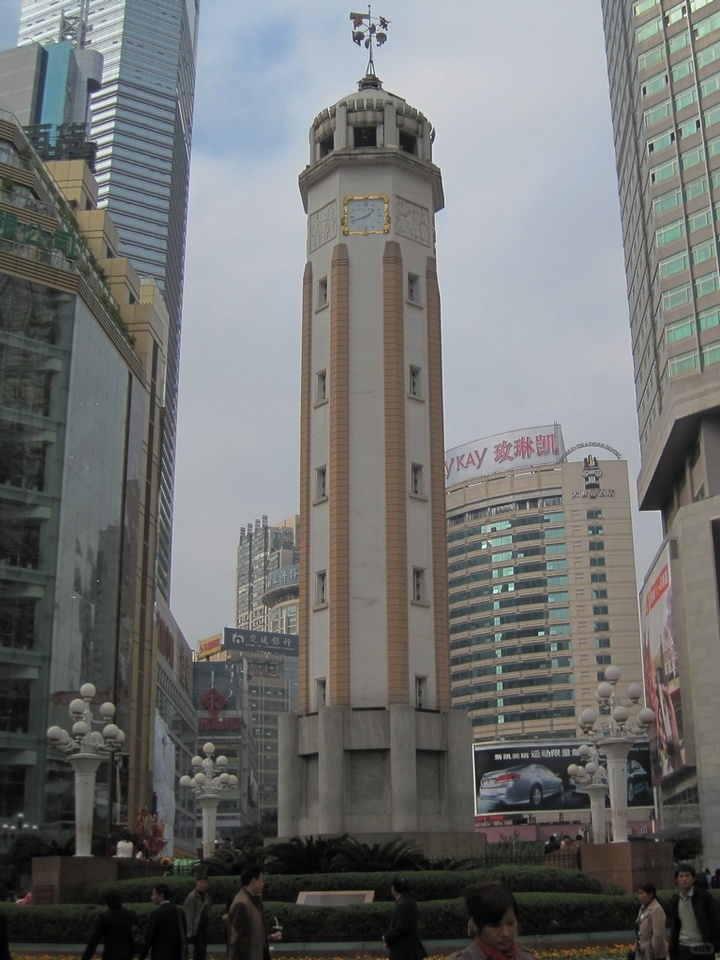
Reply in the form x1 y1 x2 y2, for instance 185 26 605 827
478 762 564 808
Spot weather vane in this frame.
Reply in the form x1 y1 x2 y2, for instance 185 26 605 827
350 7 390 77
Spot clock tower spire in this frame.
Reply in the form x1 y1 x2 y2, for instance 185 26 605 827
278 18 474 848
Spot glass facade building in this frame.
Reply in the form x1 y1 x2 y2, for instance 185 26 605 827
0 112 164 829
601 0 720 862
17 0 200 601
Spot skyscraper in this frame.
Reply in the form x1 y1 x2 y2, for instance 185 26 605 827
601 1 720 863
446 427 643 743
17 0 200 599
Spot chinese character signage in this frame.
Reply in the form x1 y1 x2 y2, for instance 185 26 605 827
222 627 299 656
445 424 565 487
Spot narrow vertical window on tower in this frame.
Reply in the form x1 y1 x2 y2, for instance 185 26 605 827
315 465 327 501
316 369 327 404
407 273 420 303
316 678 327 709
410 463 424 497
354 125 377 147
317 277 328 309
408 365 423 398
414 675 427 709
411 567 426 603
315 571 328 606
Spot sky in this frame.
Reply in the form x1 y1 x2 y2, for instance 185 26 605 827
0 1 664 647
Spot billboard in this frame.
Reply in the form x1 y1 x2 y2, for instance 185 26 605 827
222 627 299 656
444 424 565 488
473 740 653 816
640 546 686 783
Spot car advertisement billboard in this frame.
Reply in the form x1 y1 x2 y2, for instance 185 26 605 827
473 740 653 816
640 546 686 784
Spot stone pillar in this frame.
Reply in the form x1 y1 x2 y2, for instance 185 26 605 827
390 706 417 832
318 707 344 835
603 738 632 842
68 752 103 857
198 793 220 859
585 782 609 844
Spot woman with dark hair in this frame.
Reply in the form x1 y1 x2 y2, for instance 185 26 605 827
447 883 535 960
634 882 667 960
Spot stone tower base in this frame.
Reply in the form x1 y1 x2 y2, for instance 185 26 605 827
278 705 475 842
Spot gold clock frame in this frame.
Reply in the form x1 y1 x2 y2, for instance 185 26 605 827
341 193 391 235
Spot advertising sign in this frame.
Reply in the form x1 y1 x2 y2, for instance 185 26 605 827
640 547 686 783
445 424 565 488
473 740 653 816
223 627 299 656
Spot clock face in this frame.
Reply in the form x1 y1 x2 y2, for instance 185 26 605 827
343 195 389 234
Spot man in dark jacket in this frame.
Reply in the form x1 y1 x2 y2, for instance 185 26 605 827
81 891 138 960
668 863 720 960
139 883 188 960
382 877 427 960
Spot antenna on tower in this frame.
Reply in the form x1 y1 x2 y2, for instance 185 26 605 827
60 0 90 47
350 7 390 78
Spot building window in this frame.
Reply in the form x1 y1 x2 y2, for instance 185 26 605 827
316 369 327 403
410 463 424 497
588 540 605 551
593 605 609 616
596 654 612 665
399 131 417 155
590 556 606 567
409 365 423 398
315 465 327 501
319 133 333 157
590 572 607 582
587 525 604 535
407 273 420 303
596 637 610 648
315 571 328 606
354 126 377 147
415 675 427 709
316 678 327 708
412 567 426 603
317 277 328 308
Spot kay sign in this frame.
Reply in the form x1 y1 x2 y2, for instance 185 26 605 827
445 425 565 487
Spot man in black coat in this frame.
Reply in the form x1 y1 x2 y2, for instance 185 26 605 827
668 863 720 960
382 877 427 960
139 883 188 960
81 890 138 960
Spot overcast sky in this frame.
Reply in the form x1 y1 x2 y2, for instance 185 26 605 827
0 1 664 647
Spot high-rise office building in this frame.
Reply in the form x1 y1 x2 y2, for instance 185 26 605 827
601 1 720 862
446 426 643 738
235 516 300 812
0 110 165 829
16 0 200 600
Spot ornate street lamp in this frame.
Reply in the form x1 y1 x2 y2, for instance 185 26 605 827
568 664 654 844
180 742 238 859
47 683 125 857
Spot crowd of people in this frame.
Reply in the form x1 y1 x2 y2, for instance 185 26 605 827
2 856 719 960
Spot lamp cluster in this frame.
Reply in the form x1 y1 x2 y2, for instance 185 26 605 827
578 663 656 740
180 742 238 796
47 682 125 757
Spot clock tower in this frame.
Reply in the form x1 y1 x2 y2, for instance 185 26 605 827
278 17 473 848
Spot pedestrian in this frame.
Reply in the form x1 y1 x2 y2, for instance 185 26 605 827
0 910 11 960
138 883 188 960
227 863 281 960
668 863 720 960
447 882 535 960
712 869 720 890
543 835 560 855
184 875 212 960
382 877 427 960
81 890 139 960
633 882 667 960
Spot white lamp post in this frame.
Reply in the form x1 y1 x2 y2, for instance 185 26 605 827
47 683 125 857
180 742 238 858
569 665 654 843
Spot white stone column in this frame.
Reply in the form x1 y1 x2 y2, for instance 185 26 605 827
584 781 609 844
390 706 417 832
603 737 632 842
68 752 103 857
198 793 220 859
